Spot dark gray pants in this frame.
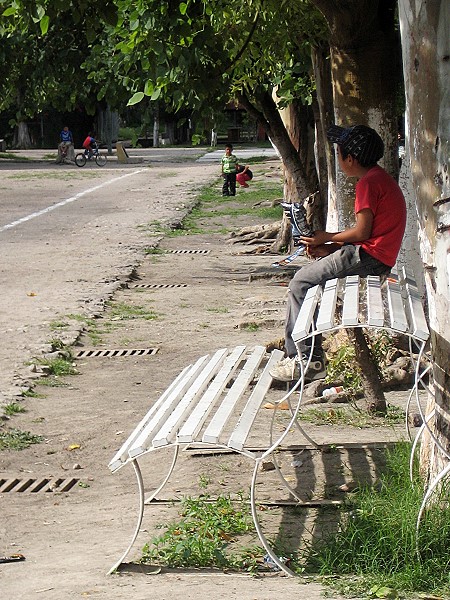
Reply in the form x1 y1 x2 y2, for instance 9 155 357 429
285 245 391 357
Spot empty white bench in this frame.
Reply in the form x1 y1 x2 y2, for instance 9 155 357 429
108 266 429 576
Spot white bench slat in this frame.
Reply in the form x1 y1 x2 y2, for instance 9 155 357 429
386 274 408 333
315 278 339 332
128 352 221 458
399 268 429 341
151 348 231 448
228 350 283 452
108 364 192 472
342 275 360 326
201 346 269 445
177 346 247 443
292 285 322 342
366 276 385 327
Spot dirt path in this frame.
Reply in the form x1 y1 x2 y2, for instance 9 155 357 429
0 154 415 599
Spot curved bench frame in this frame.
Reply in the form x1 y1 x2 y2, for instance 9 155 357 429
108 267 441 576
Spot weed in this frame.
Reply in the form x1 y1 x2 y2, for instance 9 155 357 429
206 306 229 314
106 301 158 321
141 491 261 571
21 389 45 398
241 323 260 332
144 247 166 255
49 320 69 330
298 404 404 428
4 402 26 416
0 428 43 450
301 443 450 597
36 356 77 376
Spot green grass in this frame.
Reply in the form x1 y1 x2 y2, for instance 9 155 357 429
141 489 262 572
0 428 43 450
3 402 26 416
297 404 404 428
0 152 30 161
106 301 158 321
165 177 283 237
301 443 450 597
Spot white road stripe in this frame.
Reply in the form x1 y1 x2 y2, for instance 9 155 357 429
0 169 145 233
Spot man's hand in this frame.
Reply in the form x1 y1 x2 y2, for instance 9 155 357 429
299 230 330 246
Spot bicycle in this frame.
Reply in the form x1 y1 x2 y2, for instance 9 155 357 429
75 143 107 167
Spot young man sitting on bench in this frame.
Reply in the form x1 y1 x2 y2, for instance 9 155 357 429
269 124 407 382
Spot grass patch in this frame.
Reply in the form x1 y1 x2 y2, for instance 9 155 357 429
0 428 43 450
35 356 77 376
206 306 229 314
301 443 450 597
0 152 30 161
141 490 262 572
298 404 404 428
106 301 158 321
166 177 283 237
21 389 46 398
3 402 26 416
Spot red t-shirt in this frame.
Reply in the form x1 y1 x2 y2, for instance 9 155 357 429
355 165 406 267
82 136 94 149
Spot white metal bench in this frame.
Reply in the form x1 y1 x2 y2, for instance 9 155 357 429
108 266 430 576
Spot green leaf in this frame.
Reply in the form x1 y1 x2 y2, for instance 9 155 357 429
127 92 145 106
179 3 188 15
151 88 161 101
39 15 49 35
2 8 16 17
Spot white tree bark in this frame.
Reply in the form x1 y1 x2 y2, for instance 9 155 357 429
399 0 450 483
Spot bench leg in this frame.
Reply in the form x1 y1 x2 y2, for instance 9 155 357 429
108 459 145 574
250 460 296 576
144 445 179 505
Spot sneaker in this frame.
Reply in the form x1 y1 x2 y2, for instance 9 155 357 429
269 356 326 382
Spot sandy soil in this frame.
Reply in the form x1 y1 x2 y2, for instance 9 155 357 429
0 151 420 600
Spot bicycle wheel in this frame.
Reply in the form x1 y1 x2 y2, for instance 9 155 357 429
95 153 107 167
75 153 87 167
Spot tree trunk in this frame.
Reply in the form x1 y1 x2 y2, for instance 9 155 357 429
239 90 318 252
311 41 336 229
13 120 32 149
310 0 401 408
311 0 401 228
399 0 450 486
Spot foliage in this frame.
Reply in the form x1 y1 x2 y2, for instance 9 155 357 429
0 0 326 137
302 443 450 597
3 402 26 416
141 490 261 571
0 427 43 450
325 331 396 391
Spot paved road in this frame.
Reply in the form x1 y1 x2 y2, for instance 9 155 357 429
0 145 279 402
0 150 219 402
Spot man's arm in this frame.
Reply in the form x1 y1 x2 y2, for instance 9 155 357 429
300 208 374 247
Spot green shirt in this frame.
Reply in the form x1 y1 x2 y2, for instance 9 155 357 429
221 153 238 174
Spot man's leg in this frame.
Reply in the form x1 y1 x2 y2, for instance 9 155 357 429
229 173 236 196
222 175 229 196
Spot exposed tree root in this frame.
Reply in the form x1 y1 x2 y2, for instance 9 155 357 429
228 222 281 245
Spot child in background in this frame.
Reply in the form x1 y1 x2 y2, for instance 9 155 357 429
236 164 253 188
221 144 238 196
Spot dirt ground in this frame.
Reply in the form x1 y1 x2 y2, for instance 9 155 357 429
0 151 423 599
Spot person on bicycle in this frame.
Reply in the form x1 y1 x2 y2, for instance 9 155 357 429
82 133 97 158
56 126 75 163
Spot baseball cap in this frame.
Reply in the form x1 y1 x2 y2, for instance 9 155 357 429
327 124 384 165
